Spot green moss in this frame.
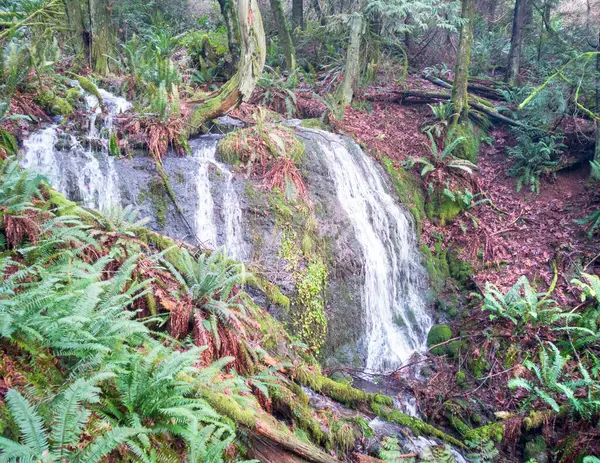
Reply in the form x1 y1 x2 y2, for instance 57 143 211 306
427 324 453 355
447 340 466 358
147 176 169 228
202 390 256 428
247 274 290 310
65 87 81 106
524 436 548 463
382 158 426 229
468 355 490 378
330 421 355 455
321 377 391 408
35 91 74 116
426 193 464 225
447 121 480 163
108 133 119 156
370 402 466 449
73 75 103 105
464 422 504 444
455 371 467 388
301 118 330 131
448 250 473 287
503 344 520 369
420 245 448 294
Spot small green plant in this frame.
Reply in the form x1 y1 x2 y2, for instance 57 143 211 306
506 131 565 193
405 133 476 202
508 341 600 418
478 276 561 328
0 383 145 463
423 101 455 139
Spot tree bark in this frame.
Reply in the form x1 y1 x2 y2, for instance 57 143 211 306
217 0 242 72
187 0 266 132
270 0 296 71
451 0 475 124
63 0 90 67
89 0 115 75
292 0 304 31
310 0 325 25
506 0 527 85
594 31 600 171
334 9 364 114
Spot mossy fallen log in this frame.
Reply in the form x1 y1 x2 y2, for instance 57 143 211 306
203 390 340 463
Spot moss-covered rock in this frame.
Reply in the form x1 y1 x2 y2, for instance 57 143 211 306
427 324 453 355
301 118 330 131
524 435 548 463
448 250 473 287
35 91 74 116
426 193 464 226
382 157 426 230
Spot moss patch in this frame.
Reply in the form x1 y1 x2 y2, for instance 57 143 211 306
382 157 426 230
427 324 453 355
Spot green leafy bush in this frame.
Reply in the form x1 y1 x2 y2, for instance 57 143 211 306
506 131 565 193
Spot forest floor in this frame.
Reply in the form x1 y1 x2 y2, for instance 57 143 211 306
333 91 600 307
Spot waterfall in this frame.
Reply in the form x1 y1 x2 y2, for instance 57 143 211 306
192 137 247 261
310 130 432 372
20 88 128 210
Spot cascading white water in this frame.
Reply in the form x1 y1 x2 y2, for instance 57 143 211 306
312 130 432 372
20 88 129 210
193 137 247 261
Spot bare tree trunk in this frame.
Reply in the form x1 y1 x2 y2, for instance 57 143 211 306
89 0 115 74
334 8 364 115
292 0 304 31
187 0 266 132
451 0 475 124
506 0 527 85
270 0 296 71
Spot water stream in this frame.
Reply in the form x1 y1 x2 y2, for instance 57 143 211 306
20 88 129 210
193 136 248 261
308 129 432 372
20 97 431 373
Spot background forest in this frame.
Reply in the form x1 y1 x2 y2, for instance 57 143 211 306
1 0 600 462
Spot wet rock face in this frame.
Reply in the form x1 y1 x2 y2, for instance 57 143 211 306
21 122 429 369
241 132 367 365
300 134 366 365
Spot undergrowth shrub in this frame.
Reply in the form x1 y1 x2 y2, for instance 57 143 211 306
217 115 308 201
506 130 566 193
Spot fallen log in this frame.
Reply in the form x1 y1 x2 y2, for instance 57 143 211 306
365 88 532 130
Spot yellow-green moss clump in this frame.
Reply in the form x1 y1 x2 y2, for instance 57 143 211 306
427 324 453 355
425 194 464 226
35 91 74 116
382 157 426 229
447 121 480 163
301 118 330 131
370 402 466 449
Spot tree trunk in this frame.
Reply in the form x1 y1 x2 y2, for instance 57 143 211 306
506 0 527 85
63 0 90 67
333 9 363 115
594 31 600 173
270 0 296 71
310 0 325 25
451 0 475 124
217 0 242 74
292 0 304 31
187 0 266 132
89 0 115 74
